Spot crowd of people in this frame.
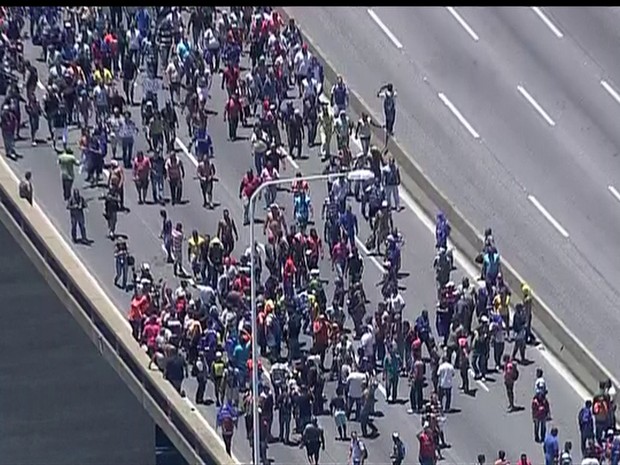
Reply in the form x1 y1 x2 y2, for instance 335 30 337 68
4 5 619 465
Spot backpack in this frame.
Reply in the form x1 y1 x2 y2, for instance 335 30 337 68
579 407 593 428
593 398 608 420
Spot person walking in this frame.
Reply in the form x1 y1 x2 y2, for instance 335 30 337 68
532 391 551 443
67 188 88 243
437 355 455 413
171 222 185 276
58 150 80 201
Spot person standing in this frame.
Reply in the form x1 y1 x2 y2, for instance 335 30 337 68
578 400 595 457
58 150 80 201
377 82 397 144
382 157 401 211
113 237 129 290
503 354 519 412
160 209 173 263
165 152 185 205
390 432 406 465
163 345 186 395
103 189 121 239
301 417 325 465
171 222 185 276
532 391 551 443
18 171 33 205
544 427 561 465
67 188 87 243
383 344 402 404
408 353 425 414
437 355 455 413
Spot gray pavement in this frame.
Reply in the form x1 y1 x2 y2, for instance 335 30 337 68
9 24 586 465
287 6 620 387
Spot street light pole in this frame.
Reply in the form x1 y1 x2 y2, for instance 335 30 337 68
248 169 374 465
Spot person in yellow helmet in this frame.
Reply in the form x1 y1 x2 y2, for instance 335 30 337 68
521 283 534 344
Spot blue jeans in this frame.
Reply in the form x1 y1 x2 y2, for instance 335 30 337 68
151 175 164 203
70 213 87 241
114 255 128 289
121 138 134 168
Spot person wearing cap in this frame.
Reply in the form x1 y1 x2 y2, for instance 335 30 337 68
390 432 407 465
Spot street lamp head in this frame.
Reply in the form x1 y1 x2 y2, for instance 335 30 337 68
346 169 375 182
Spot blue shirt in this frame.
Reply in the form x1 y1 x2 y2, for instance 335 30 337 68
543 433 559 465
340 210 357 236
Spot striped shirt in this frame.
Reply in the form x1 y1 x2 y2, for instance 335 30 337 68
171 229 184 256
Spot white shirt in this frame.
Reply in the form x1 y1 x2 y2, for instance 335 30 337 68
195 284 216 307
535 376 547 396
347 371 367 398
166 61 181 83
437 361 455 389
294 50 311 76
581 459 599 465
360 331 374 359
388 293 405 314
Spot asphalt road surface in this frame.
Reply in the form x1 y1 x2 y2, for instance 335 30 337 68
287 6 620 384
9 25 587 465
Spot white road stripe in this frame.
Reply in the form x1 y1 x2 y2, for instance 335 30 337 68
437 92 480 139
517 85 556 127
528 195 569 238
367 9 404 49
531 7 564 39
608 185 620 203
446 7 480 42
601 80 620 105
287 155 300 170
174 137 199 167
356 236 386 272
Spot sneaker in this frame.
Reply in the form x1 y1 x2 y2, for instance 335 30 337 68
31 141 37 147
407 408 414 414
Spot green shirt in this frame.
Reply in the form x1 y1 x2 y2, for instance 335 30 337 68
58 153 79 180
383 353 401 378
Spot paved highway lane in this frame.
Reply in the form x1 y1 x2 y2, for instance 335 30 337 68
9 27 586 464
287 6 620 382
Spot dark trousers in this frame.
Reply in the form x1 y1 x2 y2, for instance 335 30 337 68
409 380 424 412
61 177 73 201
386 375 399 402
439 387 452 412
70 213 86 241
169 179 182 204
534 419 547 443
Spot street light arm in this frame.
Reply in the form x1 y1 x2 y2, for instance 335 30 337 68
247 168 374 465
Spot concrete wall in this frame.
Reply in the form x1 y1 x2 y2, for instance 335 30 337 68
0 217 155 465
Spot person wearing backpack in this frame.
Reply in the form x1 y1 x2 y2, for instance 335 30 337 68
503 354 519 412
578 400 595 456
390 432 406 465
532 391 551 443
593 390 611 445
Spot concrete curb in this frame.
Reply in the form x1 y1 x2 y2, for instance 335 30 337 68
278 6 619 396
0 156 234 465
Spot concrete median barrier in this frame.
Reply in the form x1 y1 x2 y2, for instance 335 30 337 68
278 5 620 398
0 155 235 465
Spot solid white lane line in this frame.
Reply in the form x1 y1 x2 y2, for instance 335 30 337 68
437 92 480 139
446 7 480 42
367 9 404 49
517 85 556 127
528 195 570 238
600 80 620 105
531 7 564 39
608 185 620 203
356 236 386 272
287 155 300 170
175 137 199 167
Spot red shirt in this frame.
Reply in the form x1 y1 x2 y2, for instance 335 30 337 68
418 431 435 458
241 175 261 198
225 97 240 118
133 156 151 181
143 322 160 348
